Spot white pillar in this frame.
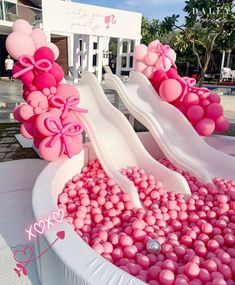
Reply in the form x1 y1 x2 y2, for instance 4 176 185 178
116 38 123 76
97 36 104 82
73 34 79 81
2 0 6 21
86 35 93 73
133 39 140 69
220 50 225 81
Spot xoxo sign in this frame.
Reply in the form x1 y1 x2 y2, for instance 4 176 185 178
25 209 64 241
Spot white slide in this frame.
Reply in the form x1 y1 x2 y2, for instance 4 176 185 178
73 71 190 208
105 71 235 183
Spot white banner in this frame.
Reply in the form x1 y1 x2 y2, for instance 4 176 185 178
42 0 142 40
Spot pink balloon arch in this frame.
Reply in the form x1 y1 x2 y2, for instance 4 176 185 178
134 40 229 137
6 19 88 161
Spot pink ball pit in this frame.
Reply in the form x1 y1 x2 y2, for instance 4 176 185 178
32 133 235 285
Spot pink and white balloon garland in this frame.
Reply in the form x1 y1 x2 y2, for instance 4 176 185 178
134 40 229 137
6 20 88 161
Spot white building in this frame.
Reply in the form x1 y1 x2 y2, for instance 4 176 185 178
0 0 142 80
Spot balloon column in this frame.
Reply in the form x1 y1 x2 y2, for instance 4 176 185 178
134 40 229 136
6 19 87 161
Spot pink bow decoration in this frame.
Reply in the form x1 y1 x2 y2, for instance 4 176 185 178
13 55 52 78
45 117 83 158
50 96 88 119
155 43 176 70
179 77 210 102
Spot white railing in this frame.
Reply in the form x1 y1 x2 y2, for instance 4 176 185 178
0 0 42 25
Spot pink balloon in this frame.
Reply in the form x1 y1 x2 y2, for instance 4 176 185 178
21 120 35 138
12 19 32 35
187 105 204 122
6 32 36 60
35 112 58 137
144 66 156 79
155 57 172 72
39 136 64 161
30 28 47 46
34 47 55 62
168 48 177 62
134 44 148 61
205 103 224 120
18 104 34 121
49 62 64 83
135 61 147 73
152 70 168 85
65 135 83 156
145 52 158 66
159 79 182 102
40 42 59 60
195 118 215 136
209 94 221 104
215 116 229 132
148 40 160 52
56 84 80 100
13 62 35 85
13 105 24 122
183 93 199 107
34 73 57 91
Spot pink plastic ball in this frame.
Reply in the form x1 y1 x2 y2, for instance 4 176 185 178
159 269 175 285
205 103 224 120
214 116 229 132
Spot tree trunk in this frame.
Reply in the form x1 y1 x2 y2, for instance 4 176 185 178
198 51 212 87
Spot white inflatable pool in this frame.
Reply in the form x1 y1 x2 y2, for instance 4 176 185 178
32 133 235 285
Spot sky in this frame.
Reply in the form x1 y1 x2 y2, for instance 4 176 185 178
73 0 186 21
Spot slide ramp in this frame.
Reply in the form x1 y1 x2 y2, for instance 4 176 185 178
73 72 191 208
105 71 235 183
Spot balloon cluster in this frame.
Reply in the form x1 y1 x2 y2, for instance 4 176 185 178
134 40 229 136
6 20 87 161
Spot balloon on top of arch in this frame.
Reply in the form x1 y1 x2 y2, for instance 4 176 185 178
6 19 88 161
134 40 229 137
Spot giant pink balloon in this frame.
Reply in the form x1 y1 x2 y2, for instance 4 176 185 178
214 116 229 132
39 136 64 161
187 105 204 122
155 57 171 72
145 52 158 66
195 118 215 136
6 32 35 59
41 42 59 60
12 19 32 35
159 79 182 102
134 44 148 61
135 61 147 73
148 40 160 52
30 28 47 46
205 103 223 120
144 66 156 79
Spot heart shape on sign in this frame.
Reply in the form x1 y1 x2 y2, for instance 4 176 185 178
34 220 45 234
56 231 65 240
52 209 64 223
14 246 34 264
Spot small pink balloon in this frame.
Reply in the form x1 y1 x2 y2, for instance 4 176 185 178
13 62 35 85
49 62 64 83
30 28 47 46
159 79 182 102
134 44 148 61
41 42 59 60
12 19 32 35
195 118 215 136
214 116 229 132
148 40 160 52
34 46 55 62
21 120 35 138
18 104 34 121
145 52 158 66
183 93 199 107
39 136 64 161
144 66 156 79
35 112 58 137
65 135 83 156
135 61 147 73
6 32 35 60
187 105 204 122
209 93 221 104
13 105 24 122
56 84 80 100
205 103 224 120
168 48 177 62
